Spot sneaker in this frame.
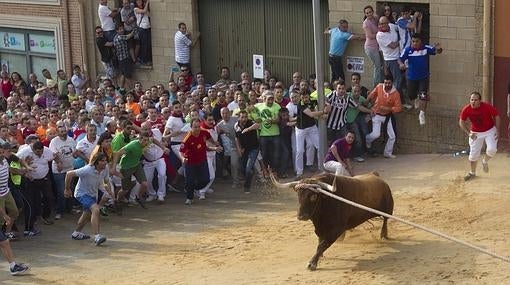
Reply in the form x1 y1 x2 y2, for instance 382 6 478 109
94 234 107 246
55 214 62 220
157 196 165 203
167 184 181 193
206 188 214 194
10 263 30 276
384 154 397 159
464 172 476 181
23 229 41 237
199 193 206 200
145 195 156 202
5 232 17 241
353 156 365 162
100 207 109 217
135 196 148 209
42 217 54 225
72 232 91 240
184 199 192 205
482 161 489 173
295 174 303 180
419 111 426 126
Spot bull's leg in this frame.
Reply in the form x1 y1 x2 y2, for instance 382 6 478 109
307 238 334 271
380 217 389 239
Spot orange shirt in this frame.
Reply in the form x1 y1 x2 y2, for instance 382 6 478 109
126 102 141 116
36 126 49 141
367 84 402 116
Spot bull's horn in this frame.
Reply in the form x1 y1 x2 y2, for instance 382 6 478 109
332 175 337 192
269 171 299 189
317 181 334 192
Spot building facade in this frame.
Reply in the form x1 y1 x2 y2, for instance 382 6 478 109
0 0 506 153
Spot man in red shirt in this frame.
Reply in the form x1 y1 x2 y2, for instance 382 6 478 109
459 91 500 181
180 119 222 205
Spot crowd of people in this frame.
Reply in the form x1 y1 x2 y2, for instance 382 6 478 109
0 1 504 277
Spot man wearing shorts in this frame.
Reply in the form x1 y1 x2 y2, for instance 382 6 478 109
65 152 112 246
459 91 500 181
399 33 443 125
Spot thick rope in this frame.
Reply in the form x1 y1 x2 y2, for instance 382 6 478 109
314 187 510 263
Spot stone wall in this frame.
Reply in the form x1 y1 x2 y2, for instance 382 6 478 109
329 0 483 152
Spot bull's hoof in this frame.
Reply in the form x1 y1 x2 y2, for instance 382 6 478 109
307 262 317 271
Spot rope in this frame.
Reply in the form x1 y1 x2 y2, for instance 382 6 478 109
314 187 510 263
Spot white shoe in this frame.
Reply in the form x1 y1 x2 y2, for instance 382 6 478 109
402 103 413 110
206 188 214 194
145 195 156 202
199 193 206 200
157 196 165 202
419 111 426 125
184 199 192 205
55 214 62 220
384 154 397 159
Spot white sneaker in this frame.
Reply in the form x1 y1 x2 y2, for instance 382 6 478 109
145 195 156 202
157 196 165 202
206 188 214 194
402 103 413 110
199 193 206 200
55 214 62 220
419 111 426 125
184 199 192 205
384 154 397 159
94 234 107 246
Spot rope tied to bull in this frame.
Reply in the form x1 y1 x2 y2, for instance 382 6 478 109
312 185 510 263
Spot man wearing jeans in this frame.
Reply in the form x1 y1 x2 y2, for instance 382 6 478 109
180 119 222 205
376 16 405 106
235 111 260 193
324 19 363 82
49 121 78 220
254 90 281 176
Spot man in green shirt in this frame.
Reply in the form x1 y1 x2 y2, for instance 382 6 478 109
346 85 370 162
112 131 168 209
111 119 134 152
254 90 281 175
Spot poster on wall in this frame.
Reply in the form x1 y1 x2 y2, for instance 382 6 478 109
346 56 364 73
253 54 264 79
0 60 8 73
0 31 25 51
29 33 56 54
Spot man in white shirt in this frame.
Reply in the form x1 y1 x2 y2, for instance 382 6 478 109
140 122 167 202
49 122 78 220
17 141 60 234
376 16 405 106
98 0 118 42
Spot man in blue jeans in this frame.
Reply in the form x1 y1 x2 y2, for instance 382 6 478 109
180 119 222 205
325 19 363 82
235 111 260 193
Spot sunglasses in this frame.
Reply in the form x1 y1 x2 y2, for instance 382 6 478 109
181 69 188 72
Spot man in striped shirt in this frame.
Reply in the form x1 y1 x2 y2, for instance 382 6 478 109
174 23 199 71
326 81 372 143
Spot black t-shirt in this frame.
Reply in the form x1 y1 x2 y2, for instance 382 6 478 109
96 37 114 63
296 100 317 129
235 120 259 151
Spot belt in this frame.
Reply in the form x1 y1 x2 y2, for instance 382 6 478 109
329 54 342 57
143 156 162 162
170 142 182 146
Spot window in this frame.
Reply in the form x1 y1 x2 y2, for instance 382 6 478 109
0 28 56 80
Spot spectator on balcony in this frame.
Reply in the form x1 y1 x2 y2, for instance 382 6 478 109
98 0 118 42
134 0 152 65
120 0 138 63
174 22 199 71
95 26 117 83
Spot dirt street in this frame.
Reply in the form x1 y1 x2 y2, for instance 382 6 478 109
2 153 510 284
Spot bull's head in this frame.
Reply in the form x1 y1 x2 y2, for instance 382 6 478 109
270 172 336 221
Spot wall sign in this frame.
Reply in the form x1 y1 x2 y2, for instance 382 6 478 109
0 31 26 51
346 56 364 73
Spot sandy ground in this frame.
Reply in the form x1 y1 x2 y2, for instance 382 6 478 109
2 152 510 284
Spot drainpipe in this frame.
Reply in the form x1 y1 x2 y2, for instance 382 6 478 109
482 0 492 102
77 0 90 80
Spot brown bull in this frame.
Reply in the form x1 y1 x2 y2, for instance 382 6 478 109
271 171 394 271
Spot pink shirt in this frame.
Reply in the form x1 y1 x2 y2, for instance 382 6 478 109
363 17 379 50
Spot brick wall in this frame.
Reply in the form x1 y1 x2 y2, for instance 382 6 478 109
329 0 483 153
0 1 83 74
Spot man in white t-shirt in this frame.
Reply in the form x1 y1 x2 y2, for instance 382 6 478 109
376 16 404 102
49 122 78 220
164 101 186 190
98 0 118 42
